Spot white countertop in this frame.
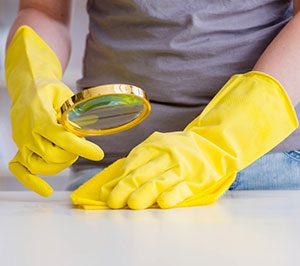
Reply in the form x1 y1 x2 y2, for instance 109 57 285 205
0 191 299 266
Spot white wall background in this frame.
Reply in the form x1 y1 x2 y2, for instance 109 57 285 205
0 0 89 189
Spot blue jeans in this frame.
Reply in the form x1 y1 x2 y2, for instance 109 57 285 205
229 150 300 190
67 150 300 191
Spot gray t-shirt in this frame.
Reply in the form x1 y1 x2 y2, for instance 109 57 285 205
75 0 300 170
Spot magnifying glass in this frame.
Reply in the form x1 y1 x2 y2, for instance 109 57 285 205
59 84 151 136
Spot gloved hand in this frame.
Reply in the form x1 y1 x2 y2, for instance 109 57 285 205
5 26 104 197
71 71 298 210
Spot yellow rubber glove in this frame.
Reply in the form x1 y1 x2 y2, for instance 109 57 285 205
71 71 298 210
5 26 104 197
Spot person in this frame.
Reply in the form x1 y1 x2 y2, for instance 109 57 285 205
5 0 300 209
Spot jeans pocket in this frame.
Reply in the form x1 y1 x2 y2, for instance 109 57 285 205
283 150 300 162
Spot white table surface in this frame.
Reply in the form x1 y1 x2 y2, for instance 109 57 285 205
0 191 299 266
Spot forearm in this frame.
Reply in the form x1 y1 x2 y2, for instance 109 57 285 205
6 0 72 71
254 10 300 106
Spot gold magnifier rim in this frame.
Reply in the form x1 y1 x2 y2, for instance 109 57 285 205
59 84 151 136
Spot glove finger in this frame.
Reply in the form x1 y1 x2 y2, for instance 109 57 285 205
99 149 158 202
127 169 182 210
20 147 77 176
29 133 77 163
9 154 53 197
122 145 161 174
177 173 237 207
156 176 230 209
157 181 195 209
106 154 172 209
159 173 237 209
40 124 104 161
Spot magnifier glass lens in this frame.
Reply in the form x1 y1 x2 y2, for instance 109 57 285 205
67 94 145 130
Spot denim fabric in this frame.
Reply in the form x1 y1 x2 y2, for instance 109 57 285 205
67 150 300 191
229 150 300 190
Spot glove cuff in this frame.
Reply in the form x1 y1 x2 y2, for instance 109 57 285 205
5 26 63 99
185 70 299 169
